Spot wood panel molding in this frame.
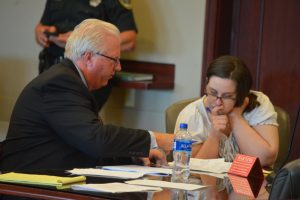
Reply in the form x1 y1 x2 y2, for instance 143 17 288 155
114 59 175 90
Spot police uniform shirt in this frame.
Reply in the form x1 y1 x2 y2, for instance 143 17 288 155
40 0 137 57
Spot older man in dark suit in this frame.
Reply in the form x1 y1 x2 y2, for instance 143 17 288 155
0 19 173 171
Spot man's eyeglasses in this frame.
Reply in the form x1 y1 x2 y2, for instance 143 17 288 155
205 91 236 102
95 52 120 65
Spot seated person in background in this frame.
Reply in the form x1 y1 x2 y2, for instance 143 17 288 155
175 55 279 167
0 19 173 171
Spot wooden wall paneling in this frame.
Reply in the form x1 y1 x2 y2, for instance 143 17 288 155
259 0 300 112
202 0 300 160
201 0 233 95
115 59 175 90
258 0 300 160
231 0 265 89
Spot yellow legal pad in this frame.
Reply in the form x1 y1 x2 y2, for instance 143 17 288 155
0 172 86 189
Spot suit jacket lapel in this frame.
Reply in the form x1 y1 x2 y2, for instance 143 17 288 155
60 58 99 114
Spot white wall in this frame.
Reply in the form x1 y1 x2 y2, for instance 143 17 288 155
0 0 44 120
0 0 206 133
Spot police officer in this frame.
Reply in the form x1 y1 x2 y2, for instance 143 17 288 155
35 0 137 111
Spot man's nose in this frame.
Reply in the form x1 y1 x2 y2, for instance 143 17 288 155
115 63 121 72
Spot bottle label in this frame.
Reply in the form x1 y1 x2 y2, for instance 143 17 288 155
173 140 192 152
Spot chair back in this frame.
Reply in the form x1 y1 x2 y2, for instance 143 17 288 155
273 106 291 172
165 98 198 133
269 158 300 200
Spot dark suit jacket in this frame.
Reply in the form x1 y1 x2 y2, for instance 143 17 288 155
0 59 150 171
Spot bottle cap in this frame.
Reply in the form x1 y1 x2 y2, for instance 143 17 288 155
179 123 188 129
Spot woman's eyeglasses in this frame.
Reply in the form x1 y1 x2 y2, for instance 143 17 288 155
205 91 236 102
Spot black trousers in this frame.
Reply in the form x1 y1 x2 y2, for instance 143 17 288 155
38 50 112 111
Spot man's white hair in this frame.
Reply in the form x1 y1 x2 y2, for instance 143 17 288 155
65 19 120 60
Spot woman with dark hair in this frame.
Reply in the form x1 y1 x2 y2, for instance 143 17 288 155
175 55 279 166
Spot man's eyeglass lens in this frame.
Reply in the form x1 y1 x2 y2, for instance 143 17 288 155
96 52 120 65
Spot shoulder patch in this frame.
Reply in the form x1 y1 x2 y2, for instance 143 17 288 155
89 0 102 7
119 0 132 10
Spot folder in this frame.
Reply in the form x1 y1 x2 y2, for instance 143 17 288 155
0 172 86 189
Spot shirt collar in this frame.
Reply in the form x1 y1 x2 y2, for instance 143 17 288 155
73 63 88 88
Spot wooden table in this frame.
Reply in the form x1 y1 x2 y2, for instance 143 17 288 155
0 170 270 200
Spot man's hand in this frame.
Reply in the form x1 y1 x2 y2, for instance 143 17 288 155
154 132 174 155
139 148 167 167
49 31 72 48
35 23 56 48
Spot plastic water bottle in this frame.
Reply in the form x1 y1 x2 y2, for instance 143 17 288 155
171 189 187 200
171 123 192 183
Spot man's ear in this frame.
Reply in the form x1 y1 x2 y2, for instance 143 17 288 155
82 51 93 67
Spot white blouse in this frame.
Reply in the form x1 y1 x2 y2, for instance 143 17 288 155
174 91 278 161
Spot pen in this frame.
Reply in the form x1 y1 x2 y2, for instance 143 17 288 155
205 106 211 113
191 139 201 145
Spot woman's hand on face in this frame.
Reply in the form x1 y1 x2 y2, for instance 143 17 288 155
229 97 249 118
210 105 231 137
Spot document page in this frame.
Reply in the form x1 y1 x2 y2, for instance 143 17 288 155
126 179 206 191
101 165 172 176
72 182 162 193
169 158 232 174
67 168 144 179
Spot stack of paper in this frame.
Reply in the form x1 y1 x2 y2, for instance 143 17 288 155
67 168 144 179
169 158 232 174
71 180 205 193
126 179 206 191
0 172 86 189
102 165 172 176
72 182 162 193
68 158 231 180
190 158 232 173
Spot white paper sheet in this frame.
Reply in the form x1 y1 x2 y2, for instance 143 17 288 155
67 168 144 179
169 158 232 174
102 165 172 176
126 179 206 191
190 170 228 179
71 182 162 193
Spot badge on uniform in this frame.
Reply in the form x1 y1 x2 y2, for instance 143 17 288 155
89 0 102 7
119 0 132 10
